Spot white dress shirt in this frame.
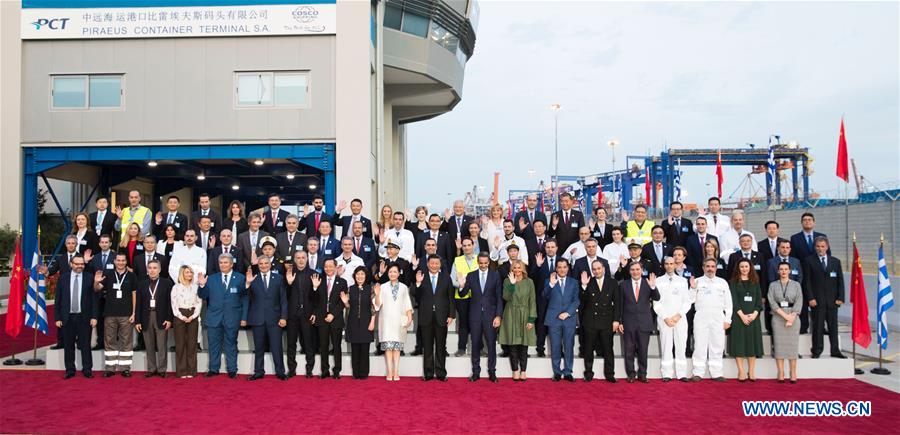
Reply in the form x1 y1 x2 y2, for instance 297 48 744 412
169 243 207 284
561 240 587 262
490 234 528 265
702 213 732 238
719 229 757 261
378 228 416 261
336 253 365 282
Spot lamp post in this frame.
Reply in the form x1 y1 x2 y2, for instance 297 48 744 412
550 104 561 189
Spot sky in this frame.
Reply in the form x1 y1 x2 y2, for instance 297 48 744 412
406 1 900 210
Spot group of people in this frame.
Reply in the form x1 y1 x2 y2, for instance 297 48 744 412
49 190 845 384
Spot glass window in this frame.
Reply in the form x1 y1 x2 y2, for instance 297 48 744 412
273 72 308 106
237 73 273 106
456 47 468 65
89 76 121 108
52 76 86 108
429 22 459 54
384 5 402 30
401 11 429 37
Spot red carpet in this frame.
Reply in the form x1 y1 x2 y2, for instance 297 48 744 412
0 371 897 433
0 310 57 358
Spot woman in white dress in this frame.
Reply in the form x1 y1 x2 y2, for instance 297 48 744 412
480 204 506 249
374 264 413 381
601 227 629 268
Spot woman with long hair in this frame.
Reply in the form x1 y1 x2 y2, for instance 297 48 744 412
480 204 505 248
171 265 202 378
118 222 144 269
375 204 394 244
499 260 536 381
729 258 764 382
459 220 489 256
156 224 181 258
226 200 248 236
769 262 803 383
71 211 99 255
346 266 376 379
374 263 412 381
703 239 728 279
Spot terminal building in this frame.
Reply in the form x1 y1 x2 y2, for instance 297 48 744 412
0 0 478 259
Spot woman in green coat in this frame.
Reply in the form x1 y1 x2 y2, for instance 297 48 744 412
499 260 537 382
729 258 764 381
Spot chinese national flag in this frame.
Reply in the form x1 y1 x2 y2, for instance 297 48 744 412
850 241 871 348
644 167 651 206
836 118 849 182
716 149 724 197
597 182 604 206
4 236 25 338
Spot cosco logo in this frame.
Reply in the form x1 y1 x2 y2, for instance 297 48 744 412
292 5 318 23
31 18 70 30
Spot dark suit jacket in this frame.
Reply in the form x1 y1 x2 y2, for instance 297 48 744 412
153 212 188 240
614 257 652 281
460 269 503 322
207 245 241 275
352 236 379 270
313 275 348 327
757 237 787 291
54 272 99 324
640 242 671 276
89 210 118 242
790 231 829 263
237 230 270 270
246 272 288 326
198 271 248 328
133 252 170 281
547 209 586 253
332 214 373 239
591 222 615 250
661 217 694 248
315 236 340 259
802 255 844 307
527 255 558 299
415 230 455 263
440 214 474 241
767 256 803 286
513 209 548 240
726 250 762 282
72 231 99 256
542 276 580 326
306 252 325 274
580 276 622 330
302 210 333 239
87 250 117 274
414 271 456 325
135 277 174 329
685 233 717 269
525 236 549 268
261 208 291 235
619 278 660 332
573 256 613 280
287 268 315 320
275 231 308 264
191 210 222 234
48 252 77 276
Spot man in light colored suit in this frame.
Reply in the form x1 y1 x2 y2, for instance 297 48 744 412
198 253 248 378
542 258 580 382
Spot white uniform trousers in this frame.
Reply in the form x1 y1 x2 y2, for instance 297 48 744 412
658 317 688 379
692 311 726 378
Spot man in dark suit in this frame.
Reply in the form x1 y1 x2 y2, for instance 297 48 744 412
312 259 348 378
284 251 317 377
198 254 248 378
726 234 761 280
767 240 804 285
306 239 324 274
275 215 307 265
525 219 549 268
244 256 289 380
207 229 241 275
660 201 694 248
237 213 269 272
350 221 378 271
44 236 80 350
152 195 189 240
542 258 580 382
301 195 332 239
790 212 828 334
757 220 785 334
513 193 547 241
195 215 217 252
191 193 222 234
685 216 717 270
590 207 615 250
135 260 173 377
134 236 169 281
314 221 340 260
90 196 119 246
572 238 612 357
579 259 621 382
261 193 291 235
85 234 116 349
619 261 661 383
802 237 846 359
460 252 503 382
415 214 455 263
54 255 98 379
615 243 652 281
441 199 474 241
528 238 558 357
641 226 671 277
413 256 456 381
547 192 585 253
332 198 373 239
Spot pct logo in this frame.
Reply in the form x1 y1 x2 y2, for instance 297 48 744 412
31 18 70 30
292 5 318 24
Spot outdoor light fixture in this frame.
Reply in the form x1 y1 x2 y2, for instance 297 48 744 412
286 174 295 180
254 159 264 166
197 174 206 181
147 161 158 167
231 184 240 190
308 184 317 190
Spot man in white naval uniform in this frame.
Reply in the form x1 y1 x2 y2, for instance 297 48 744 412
690 257 732 382
654 257 693 382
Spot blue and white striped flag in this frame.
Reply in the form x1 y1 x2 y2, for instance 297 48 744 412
767 146 777 195
674 159 682 202
24 242 49 335
876 243 894 350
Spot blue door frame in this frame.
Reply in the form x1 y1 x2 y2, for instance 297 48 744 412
21 143 335 268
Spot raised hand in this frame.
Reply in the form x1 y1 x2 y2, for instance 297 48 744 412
415 270 424 286
667 212 674 225
619 254 628 267
620 209 629 222
411 256 419 270
493 236 501 249
114 206 123 218
549 272 558 288
251 249 258 265
337 199 347 213
580 271 589 286
94 270 104 284
209 235 216 248
373 283 381 298
457 272 466 286
588 217 596 229
648 273 657 288
311 273 321 289
480 215 489 226
336 264 345 277
303 204 310 216
246 266 256 284
689 276 696 289
286 268 295 285
378 261 387 276
508 272 516 285
455 238 462 250
535 252 545 266
518 217 527 231
155 211 163 224
339 290 349 305
443 208 451 221
197 272 208 287
84 250 94 263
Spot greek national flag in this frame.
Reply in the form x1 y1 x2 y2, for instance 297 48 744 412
674 159 682 201
24 243 49 335
876 244 894 349
767 146 776 195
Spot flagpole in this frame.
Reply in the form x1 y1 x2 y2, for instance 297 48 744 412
851 232 863 374
871 235 891 376
3 232 24 366
25 226 44 366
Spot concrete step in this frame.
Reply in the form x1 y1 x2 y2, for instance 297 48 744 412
44 348 853 379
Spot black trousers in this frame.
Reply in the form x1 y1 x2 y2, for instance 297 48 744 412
350 343 370 377
584 328 615 377
94 298 105 347
285 317 316 373
508 344 528 372
455 299 470 352
318 321 343 375
686 307 696 354
62 313 93 374
535 294 549 352
421 314 448 378
810 304 840 356
800 293 811 333
622 328 650 378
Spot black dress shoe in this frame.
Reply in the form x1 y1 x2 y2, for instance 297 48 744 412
92 344 103 351
552 374 561 382
564 375 575 382
400 351 405 356
605 376 617 383
583 373 593 382
249 374 264 381
228 372 237 379
319 373 329 379
690 376 702 382
157 372 166 378
422 375 433 381
145 372 157 378
277 374 288 381
713 376 727 382
205 371 218 378
169 346 176 352
577 352 583 358
661 377 671 382
411 349 423 356
83 371 94 378
536 350 546 357
50 344 63 350
499 352 510 358
626 377 635 383
831 353 848 359
103 371 115 378
64 372 76 379
489 374 499 383
454 350 467 357
121 370 131 378
332 373 341 380
305 370 313 379
437 375 448 382
287 370 296 378
469 374 480 382
790 379 798 384
811 353 821 359
679 377 689 382
638 376 649 383
133 344 145 351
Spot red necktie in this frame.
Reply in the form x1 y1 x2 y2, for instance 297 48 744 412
314 213 321 232
633 281 640 300
355 238 361 252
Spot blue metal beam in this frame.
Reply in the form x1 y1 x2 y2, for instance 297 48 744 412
40 173 72 262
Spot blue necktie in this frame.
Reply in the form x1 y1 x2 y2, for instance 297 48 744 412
807 235 813 250
431 275 437 294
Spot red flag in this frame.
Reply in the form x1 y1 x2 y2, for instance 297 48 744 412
4 236 25 338
850 241 871 348
644 167 651 206
836 117 849 182
597 181 604 206
716 149 724 198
